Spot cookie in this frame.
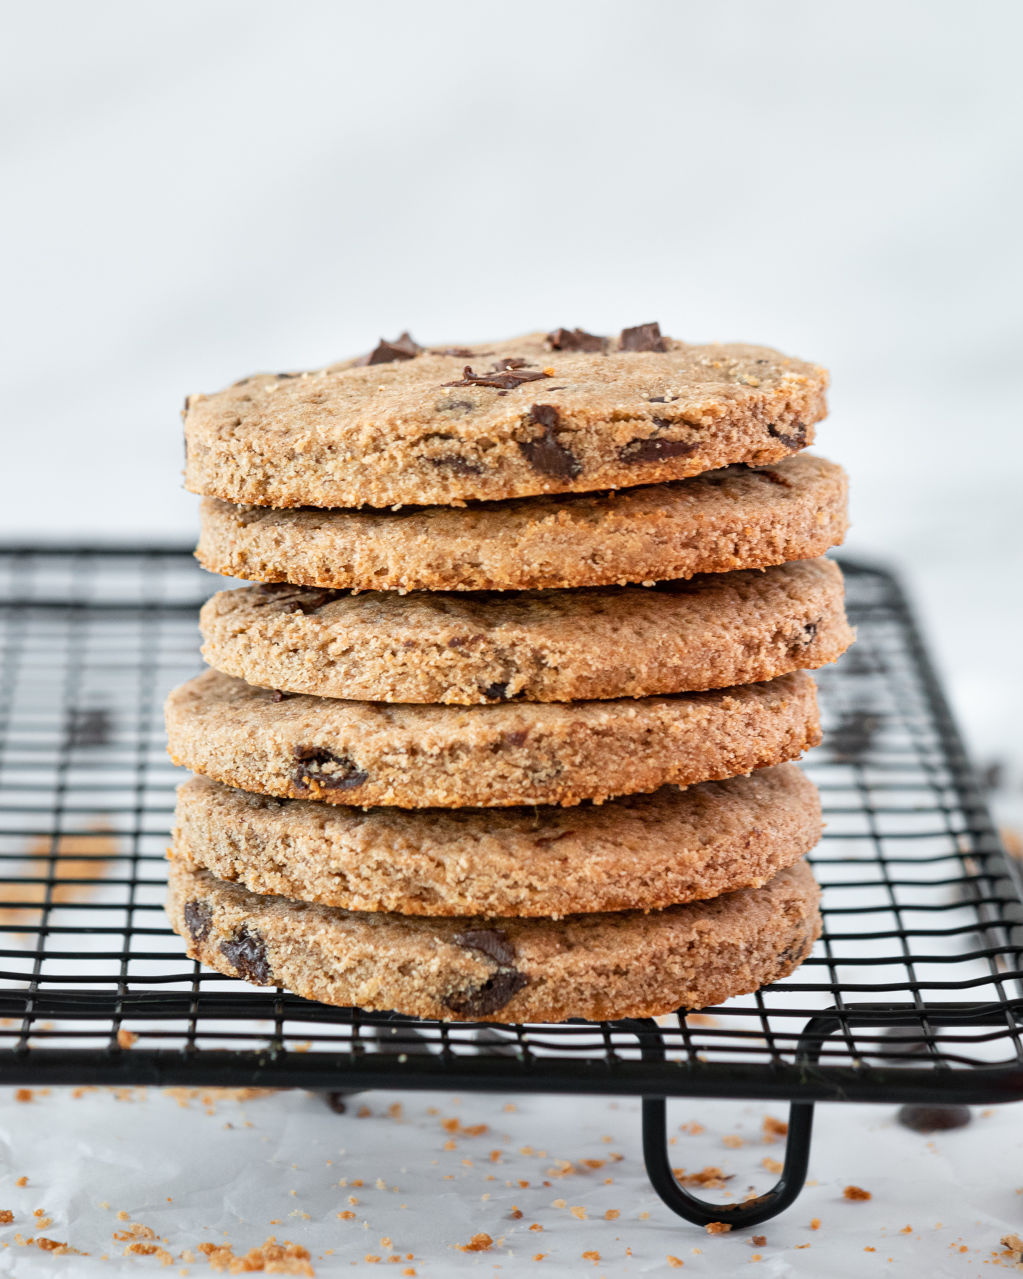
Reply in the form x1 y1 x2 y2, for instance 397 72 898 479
196 453 847 593
183 327 828 509
165 669 820 809
173 764 821 918
199 558 852 705
167 857 821 1022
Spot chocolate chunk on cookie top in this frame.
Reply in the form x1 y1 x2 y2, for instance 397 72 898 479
164 668 821 809
183 328 828 508
167 859 821 1022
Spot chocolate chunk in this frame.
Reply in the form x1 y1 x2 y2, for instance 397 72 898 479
445 929 528 1016
481 681 509 701
454 928 517 967
281 589 343 614
801 618 819 645
270 689 294 702
255 583 341 614
647 395 673 403
896 1104 971 1134
618 436 698 465
325 1092 350 1113
293 745 369 792
546 327 606 352
518 404 581 479
443 364 551 391
829 710 883 764
757 467 793 488
428 454 484 476
767 421 808 451
775 926 812 969
445 969 529 1018
65 707 112 748
275 371 300 379
220 926 271 983
363 331 421 365
618 322 666 353
184 900 213 944
493 357 533 370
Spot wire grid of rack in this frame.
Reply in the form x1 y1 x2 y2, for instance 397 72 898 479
0 545 1020 1226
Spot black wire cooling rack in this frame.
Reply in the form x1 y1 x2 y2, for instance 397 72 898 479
0 546 1020 1228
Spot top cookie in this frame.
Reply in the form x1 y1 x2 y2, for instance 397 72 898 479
183 325 828 509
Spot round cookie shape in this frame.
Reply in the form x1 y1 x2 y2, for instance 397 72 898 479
164 668 821 809
199 558 853 705
167 858 822 1023
183 328 828 509
173 765 822 918
196 454 848 593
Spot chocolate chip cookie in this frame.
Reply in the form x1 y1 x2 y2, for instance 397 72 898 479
183 326 828 509
173 763 821 918
198 558 852 704
167 857 821 1022
196 454 848 593
164 668 821 809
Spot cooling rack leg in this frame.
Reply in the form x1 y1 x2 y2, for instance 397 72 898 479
641 1097 815 1229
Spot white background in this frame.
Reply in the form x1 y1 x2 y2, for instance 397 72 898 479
2 2 1023 1272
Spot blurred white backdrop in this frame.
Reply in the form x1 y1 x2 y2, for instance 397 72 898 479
2 0 1021 766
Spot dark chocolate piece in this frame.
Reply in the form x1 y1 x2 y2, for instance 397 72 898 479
363 332 421 365
756 467 793 488
444 969 529 1018
184 900 213 944
546 327 605 352
618 436 698 465
220 926 271 983
292 745 369 792
767 421 808 451
481 681 509 701
618 322 666 353
65 707 113 748
518 404 581 479
896 1104 971 1133
442 364 551 391
454 928 517 967
828 711 883 763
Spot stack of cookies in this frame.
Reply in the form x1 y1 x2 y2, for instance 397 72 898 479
165 323 851 1023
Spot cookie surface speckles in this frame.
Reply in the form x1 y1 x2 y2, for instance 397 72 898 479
196 454 848 593
167 858 822 1022
199 558 852 704
164 668 821 809
173 764 822 918
183 331 828 509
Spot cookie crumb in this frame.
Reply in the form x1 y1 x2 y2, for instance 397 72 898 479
457 1233 493 1253
843 1185 871 1201
705 1222 732 1235
752 1235 766 1246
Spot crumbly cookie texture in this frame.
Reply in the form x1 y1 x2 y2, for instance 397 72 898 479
196 454 848 593
164 668 820 809
183 328 828 509
167 857 821 1022
173 764 822 918
199 558 852 705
